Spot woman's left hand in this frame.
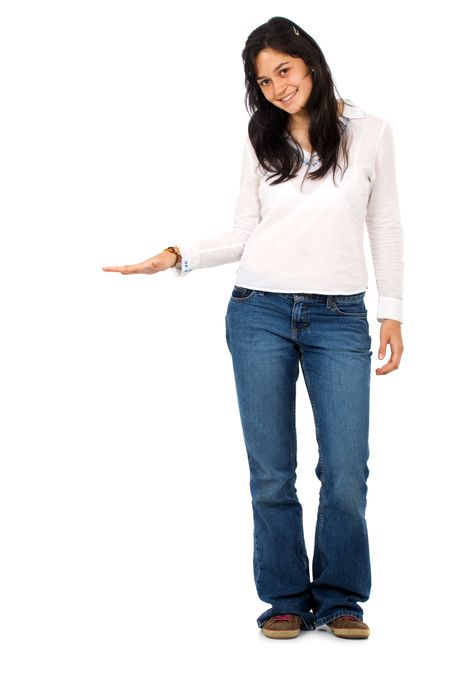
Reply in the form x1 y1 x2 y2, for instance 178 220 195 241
376 319 404 375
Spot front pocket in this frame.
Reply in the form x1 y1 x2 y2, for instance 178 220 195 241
332 300 367 317
230 286 258 302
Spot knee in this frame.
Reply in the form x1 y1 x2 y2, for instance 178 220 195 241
250 474 297 505
322 475 368 514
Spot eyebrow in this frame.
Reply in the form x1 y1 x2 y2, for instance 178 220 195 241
256 61 291 82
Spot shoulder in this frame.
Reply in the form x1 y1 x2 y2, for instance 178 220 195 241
241 133 261 172
342 99 387 130
343 100 396 153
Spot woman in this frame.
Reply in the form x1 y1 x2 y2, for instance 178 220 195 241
103 16 404 640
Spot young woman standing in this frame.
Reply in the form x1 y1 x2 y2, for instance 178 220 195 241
103 16 404 640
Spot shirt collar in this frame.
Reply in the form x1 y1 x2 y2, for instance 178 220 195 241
341 99 366 119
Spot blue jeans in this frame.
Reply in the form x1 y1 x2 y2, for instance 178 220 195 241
225 287 373 630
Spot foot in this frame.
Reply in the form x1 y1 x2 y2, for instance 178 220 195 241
261 614 303 639
327 615 370 639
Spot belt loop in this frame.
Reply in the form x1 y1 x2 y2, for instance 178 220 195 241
326 295 335 309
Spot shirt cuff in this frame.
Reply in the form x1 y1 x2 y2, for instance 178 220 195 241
377 296 403 324
170 243 197 277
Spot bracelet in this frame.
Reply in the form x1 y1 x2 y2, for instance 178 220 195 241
163 246 182 267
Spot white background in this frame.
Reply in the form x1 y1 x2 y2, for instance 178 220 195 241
1 1 448 672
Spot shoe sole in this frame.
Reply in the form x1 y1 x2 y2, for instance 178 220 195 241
329 627 370 639
262 627 301 639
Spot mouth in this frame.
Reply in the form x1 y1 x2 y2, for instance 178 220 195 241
279 88 298 103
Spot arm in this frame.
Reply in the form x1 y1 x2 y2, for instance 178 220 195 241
102 138 261 279
365 120 405 375
171 135 262 277
365 120 404 324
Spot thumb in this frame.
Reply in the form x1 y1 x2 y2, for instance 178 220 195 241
378 338 388 359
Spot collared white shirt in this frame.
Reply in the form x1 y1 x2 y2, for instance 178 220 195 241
171 99 404 323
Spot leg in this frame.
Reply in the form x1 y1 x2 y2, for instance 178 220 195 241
225 289 315 630
296 294 373 627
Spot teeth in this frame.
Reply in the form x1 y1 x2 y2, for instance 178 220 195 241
281 89 298 102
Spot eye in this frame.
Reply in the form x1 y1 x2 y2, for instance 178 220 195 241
259 68 290 87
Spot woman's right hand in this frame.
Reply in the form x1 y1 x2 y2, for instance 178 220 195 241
102 250 178 275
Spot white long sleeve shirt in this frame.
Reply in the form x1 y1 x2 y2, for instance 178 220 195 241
171 99 404 323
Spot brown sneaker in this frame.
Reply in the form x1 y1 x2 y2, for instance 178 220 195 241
261 614 303 639
327 615 370 639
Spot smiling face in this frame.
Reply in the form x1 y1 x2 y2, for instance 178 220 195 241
254 47 314 119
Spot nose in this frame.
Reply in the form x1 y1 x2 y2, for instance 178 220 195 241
274 86 288 100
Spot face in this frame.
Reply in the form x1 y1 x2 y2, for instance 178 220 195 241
254 47 314 117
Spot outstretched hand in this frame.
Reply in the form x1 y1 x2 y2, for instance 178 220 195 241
102 250 178 275
376 319 404 375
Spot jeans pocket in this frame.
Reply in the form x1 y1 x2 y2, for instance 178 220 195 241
230 285 258 302
332 298 367 318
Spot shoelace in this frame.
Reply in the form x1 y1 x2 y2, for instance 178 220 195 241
272 614 297 621
340 616 361 622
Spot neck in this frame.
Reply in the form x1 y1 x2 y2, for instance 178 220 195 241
289 99 345 131
289 109 310 131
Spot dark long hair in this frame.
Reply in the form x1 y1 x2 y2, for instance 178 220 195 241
242 16 354 189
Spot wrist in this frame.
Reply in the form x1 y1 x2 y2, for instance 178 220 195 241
163 246 181 267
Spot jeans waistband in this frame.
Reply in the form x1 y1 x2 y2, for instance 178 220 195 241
275 291 366 303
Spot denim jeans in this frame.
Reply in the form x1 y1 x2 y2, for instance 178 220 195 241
225 287 373 630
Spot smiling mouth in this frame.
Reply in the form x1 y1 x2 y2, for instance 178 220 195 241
279 88 298 103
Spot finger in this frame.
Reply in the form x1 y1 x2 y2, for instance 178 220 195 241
378 338 388 360
102 265 140 274
376 361 396 375
390 347 403 369
376 352 401 375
